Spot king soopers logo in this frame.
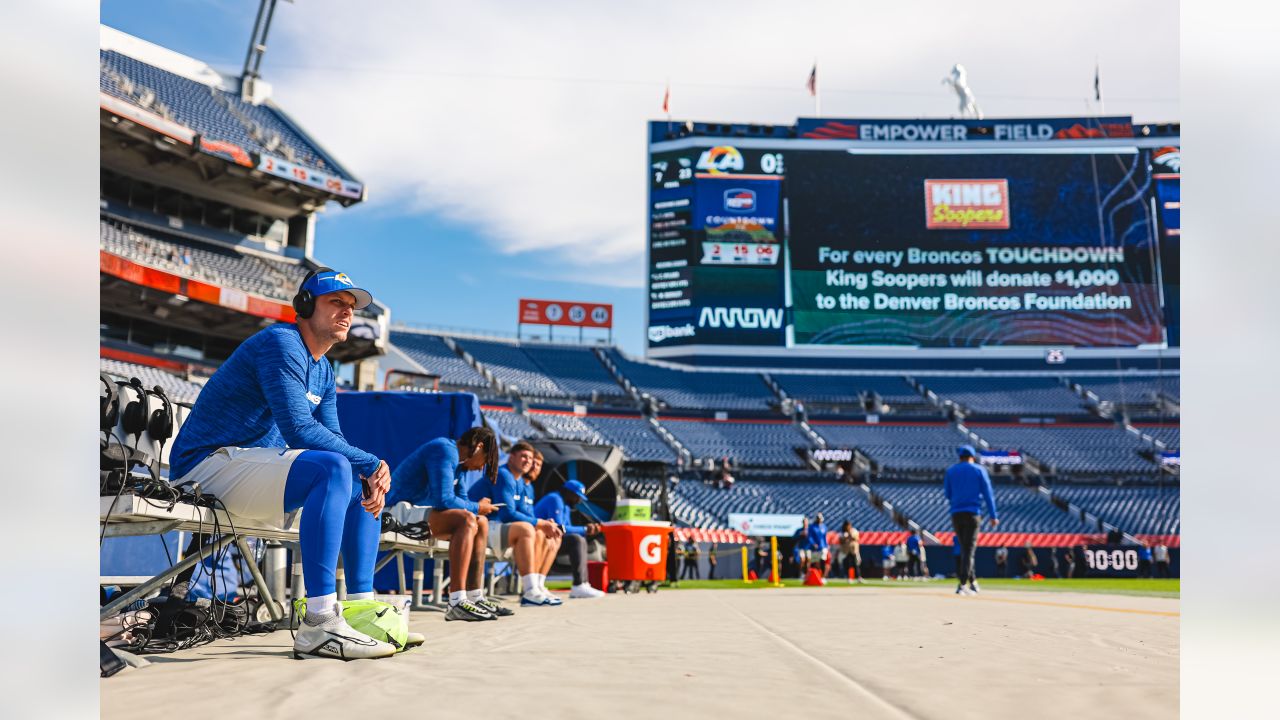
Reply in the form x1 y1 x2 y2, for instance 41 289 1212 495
723 188 756 212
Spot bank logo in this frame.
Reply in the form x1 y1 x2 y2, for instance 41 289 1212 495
695 146 744 175
723 188 756 212
698 306 784 330
648 324 696 343
924 179 1010 230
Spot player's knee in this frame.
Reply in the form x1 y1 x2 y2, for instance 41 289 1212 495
463 512 478 531
297 450 352 495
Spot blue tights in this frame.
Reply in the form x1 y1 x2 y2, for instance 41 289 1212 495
282 450 379 598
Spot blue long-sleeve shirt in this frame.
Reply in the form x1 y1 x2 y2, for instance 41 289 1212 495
807 522 829 551
170 324 379 480
793 526 810 551
387 437 477 512
907 535 921 553
533 493 585 535
468 466 537 525
943 460 998 519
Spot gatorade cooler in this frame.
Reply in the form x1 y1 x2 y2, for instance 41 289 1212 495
600 521 672 582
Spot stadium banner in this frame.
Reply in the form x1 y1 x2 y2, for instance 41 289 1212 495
729 513 806 537
980 449 1023 466
519 298 612 328
99 92 195 145
255 155 364 200
1160 451 1179 467
811 448 855 462
787 149 1165 347
796 116 1135 142
198 138 253 167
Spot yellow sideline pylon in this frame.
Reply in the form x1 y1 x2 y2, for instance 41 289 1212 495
769 536 782 587
741 546 750 582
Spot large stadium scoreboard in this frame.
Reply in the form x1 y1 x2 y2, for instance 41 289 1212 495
646 116 1180 358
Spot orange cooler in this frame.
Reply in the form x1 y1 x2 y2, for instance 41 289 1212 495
600 521 673 581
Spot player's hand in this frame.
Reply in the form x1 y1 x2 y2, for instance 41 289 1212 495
362 488 386 518
586 523 602 536
477 497 497 515
364 460 391 495
987 517 1000 529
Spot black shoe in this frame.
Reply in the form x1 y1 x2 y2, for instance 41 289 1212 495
475 597 514 617
444 600 495 622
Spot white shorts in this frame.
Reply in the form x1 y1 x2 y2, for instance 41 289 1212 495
177 446 305 529
807 549 829 562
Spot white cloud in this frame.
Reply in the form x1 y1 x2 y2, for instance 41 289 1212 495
266 0 1177 278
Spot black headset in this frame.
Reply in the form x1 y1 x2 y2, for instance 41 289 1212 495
121 377 151 438
100 373 120 433
291 266 334 320
148 385 174 443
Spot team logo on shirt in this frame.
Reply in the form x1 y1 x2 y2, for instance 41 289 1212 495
306 392 322 405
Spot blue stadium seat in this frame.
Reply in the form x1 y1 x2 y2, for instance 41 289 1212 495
579 415 675 463
388 331 491 390
1049 484 1180 535
967 424 1158 475
812 423 970 474
918 375 1088 416
605 349 774 411
660 419 810 468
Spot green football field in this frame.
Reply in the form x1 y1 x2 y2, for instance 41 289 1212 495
550 577 1180 598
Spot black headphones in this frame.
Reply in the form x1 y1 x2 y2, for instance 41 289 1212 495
121 377 151 438
291 266 334 320
148 385 174 443
100 373 120 433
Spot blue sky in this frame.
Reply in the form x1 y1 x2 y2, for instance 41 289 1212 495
101 0 1178 356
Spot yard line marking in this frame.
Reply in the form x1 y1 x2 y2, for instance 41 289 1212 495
951 594 1179 617
716 595 919 720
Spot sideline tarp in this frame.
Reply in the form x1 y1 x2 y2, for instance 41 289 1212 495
335 391 481 468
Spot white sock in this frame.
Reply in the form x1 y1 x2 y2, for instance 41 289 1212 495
536 574 547 590
449 590 466 606
308 593 338 617
346 591 374 601
467 589 484 601
521 574 539 595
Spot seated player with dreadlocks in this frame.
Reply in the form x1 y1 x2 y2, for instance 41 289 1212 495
468 441 563 608
386 426 500 621
170 268 415 660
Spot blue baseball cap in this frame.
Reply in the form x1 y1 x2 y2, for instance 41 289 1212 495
304 270 372 309
562 480 588 501
957 445 977 458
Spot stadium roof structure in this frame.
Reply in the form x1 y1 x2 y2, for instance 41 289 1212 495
99 25 365 217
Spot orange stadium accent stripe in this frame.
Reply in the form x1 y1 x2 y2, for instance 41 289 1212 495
100 250 296 322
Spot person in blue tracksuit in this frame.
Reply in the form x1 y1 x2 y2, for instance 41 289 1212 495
792 517 811 578
388 428 500 621
906 529 923 579
169 268 401 660
533 480 605 599
467 441 562 607
944 445 999 595
881 544 896 579
806 513 830 576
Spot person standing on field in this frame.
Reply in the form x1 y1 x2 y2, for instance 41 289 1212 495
943 445 998 595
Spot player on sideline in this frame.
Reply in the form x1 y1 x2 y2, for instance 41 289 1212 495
944 445 999 595
534 480 606 600
386 427 501 620
467 441 563 608
170 268 404 660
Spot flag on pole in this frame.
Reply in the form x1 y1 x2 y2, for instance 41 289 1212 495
662 82 670 114
805 63 817 96
1093 59 1102 103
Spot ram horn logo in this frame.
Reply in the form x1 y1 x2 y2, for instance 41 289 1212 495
698 307 784 329
695 146 744 175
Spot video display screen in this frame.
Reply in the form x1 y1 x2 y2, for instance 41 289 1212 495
646 120 1179 354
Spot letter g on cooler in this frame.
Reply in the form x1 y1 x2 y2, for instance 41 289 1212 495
638 535 663 564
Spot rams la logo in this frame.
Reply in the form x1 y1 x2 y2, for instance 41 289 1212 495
695 146 744 175
333 273 354 286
